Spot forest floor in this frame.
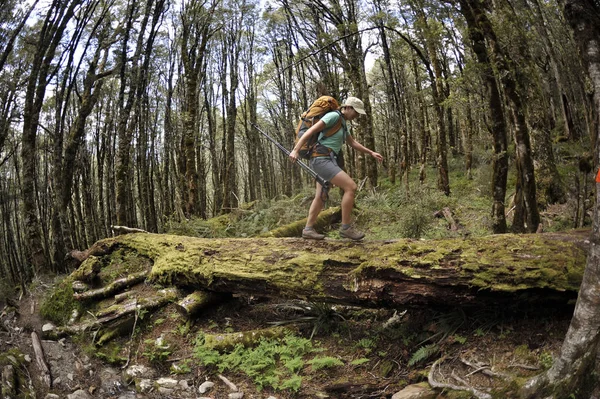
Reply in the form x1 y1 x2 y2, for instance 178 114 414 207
0 255 577 399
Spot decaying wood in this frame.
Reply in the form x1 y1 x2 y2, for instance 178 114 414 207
31 331 52 388
72 281 88 292
218 374 238 391
1 364 17 398
260 207 341 238
203 326 289 351
65 240 117 269
111 225 148 235
63 231 589 316
434 207 463 232
71 255 102 282
115 291 134 303
175 291 230 319
73 271 148 301
53 288 179 341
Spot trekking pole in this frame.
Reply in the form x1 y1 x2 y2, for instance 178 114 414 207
251 122 330 202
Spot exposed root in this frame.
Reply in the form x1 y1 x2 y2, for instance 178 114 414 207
461 356 510 379
428 358 492 399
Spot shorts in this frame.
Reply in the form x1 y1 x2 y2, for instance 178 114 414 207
309 155 342 182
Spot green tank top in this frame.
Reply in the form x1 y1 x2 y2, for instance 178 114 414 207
318 111 349 155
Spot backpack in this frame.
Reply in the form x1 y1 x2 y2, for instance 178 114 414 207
294 96 344 159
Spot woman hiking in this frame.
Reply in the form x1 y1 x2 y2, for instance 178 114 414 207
289 96 383 241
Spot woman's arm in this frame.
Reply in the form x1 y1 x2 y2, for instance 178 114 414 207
346 135 384 162
289 119 326 162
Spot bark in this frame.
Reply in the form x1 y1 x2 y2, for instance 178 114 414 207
415 8 450 196
222 18 241 213
68 231 589 310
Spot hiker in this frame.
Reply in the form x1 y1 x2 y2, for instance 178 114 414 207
289 96 383 241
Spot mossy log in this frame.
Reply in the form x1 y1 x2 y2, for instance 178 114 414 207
203 326 290 351
70 231 590 309
260 206 341 237
175 291 231 319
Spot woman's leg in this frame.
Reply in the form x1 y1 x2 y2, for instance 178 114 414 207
306 181 324 227
303 182 326 240
330 171 357 225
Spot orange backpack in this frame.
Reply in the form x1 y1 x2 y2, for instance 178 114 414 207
295 96 343 159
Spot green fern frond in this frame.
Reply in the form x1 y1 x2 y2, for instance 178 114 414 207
408 344 439 366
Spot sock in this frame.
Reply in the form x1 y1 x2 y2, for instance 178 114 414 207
304 226 314 231
341 224 351 230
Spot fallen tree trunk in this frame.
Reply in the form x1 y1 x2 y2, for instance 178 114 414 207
71 231 589 309
260 207 341 238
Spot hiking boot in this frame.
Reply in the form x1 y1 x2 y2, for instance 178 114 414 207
302 228 325 240
339 226 365 241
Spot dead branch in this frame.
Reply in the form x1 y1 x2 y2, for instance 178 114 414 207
218 374 238 391
175 291 230 319
56 288 179 340
73 271 148 301
111 225 148 235
204 327 289 352
433 207 464 231
31 331 52 388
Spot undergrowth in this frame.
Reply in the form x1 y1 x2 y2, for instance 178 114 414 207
193 333 338 392
163 144 591 240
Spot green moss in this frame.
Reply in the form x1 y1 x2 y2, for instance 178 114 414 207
71 256 102 282
0 348 26 367
86 230 586 309
85 340 127 366
40 279 81 325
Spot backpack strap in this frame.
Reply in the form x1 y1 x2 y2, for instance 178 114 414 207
311 111 347 158
321 110 344 138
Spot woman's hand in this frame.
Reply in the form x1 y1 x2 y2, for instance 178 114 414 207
371 151 383 162
289 149 299 163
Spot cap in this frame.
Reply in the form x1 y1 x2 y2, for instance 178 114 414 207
342 96 366 115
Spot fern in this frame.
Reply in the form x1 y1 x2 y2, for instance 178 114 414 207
308 356 344 371
408 344 439 366
350 358 370 366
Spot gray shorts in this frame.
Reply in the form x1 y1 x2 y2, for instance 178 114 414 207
309 155 342 182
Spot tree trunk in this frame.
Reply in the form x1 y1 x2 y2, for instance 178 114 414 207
460 0 509 233
22 0 83 273
68 231 588 310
